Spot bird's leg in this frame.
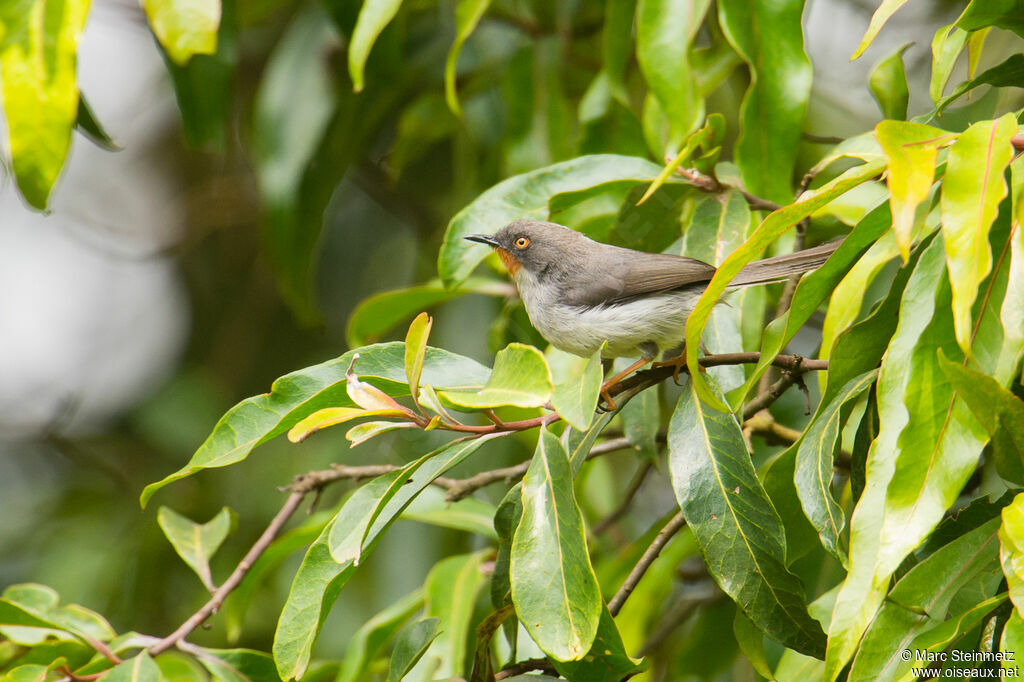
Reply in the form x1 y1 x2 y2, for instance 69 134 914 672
651 343 706 385
600 357 652 411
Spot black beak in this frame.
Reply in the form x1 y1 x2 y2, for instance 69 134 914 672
465 234 500 248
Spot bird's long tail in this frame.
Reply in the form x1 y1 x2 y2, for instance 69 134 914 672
730 239 842 287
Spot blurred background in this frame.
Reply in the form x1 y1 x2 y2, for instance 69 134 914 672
1 0 1019 673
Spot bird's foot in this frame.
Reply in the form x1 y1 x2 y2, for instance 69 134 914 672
651 353 704 385
599 357 652 411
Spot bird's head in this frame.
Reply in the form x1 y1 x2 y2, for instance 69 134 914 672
464 220 584 278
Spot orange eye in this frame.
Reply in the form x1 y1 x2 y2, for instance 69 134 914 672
514 236 530 249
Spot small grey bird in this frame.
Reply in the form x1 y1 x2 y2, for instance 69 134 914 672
466 219 838 372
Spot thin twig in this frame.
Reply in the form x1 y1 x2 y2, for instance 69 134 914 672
742 358 808 419
673 166 782 212
593 461 655 535
148 488 308 655
608 512 688 617
494 657 556 680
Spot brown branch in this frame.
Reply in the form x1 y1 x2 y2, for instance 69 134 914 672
673 166 782 213
741 358 811 420
608 512 688 617
148 486 310 655
494 657 556 680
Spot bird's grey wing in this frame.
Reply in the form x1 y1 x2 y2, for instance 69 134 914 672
560 251 716 306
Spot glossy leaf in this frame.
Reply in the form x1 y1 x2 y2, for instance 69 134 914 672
388 618 439 682
511 427 602 661
401 493 498 540
731 197 890 411
0 0 89 209
869 43 911 120
156 507 237 591
444 0 490 115
939 352 1024 485
552 607 646 682
345 420 418 447
718 0 811 204
850 0 911 60
875 120 946 262
1 584 116 644
795 370 877 565
1003 611 1024 666
424 552 487 678
929 24 968 103
288 407 413 443
940 113 1016 354
668 377 826 658
438 155 666 289
335 589 424 682
733 611 775 681
271 434 503 680
848 516 1001 680
551 348 603 431
619 382 660 461
930 53 1024 117
348 0 402 92
142 0 220 64
404 313 432 406
441 343 553 409
104 653 161 682
1001 493 1024 615
329 435 504 565
898 595 1008 681
956 0 1024 38
636 0 707 153
141 343 489 507
194 648 281 682
824 236 988 679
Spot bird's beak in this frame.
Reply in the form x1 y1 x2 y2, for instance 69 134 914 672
464 234 501 248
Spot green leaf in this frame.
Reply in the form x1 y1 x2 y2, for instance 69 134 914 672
444 0 490 115
940 113 1016 354
1002 610 1024 667
564 412 615 474
956 0 1024 38
491 484 522 611
869 43 911 120
345 420 418 447
193 648 281 682
441 343 553 409
929 24 968 103
1003 492 1024 617
848 516 1001 680
156 507 237 591
635 0 708 153
424 552 488 678
668 376 826 658
1 584 116 644
551 348 603 430
272 434 504 680
336 589 424 682
875 120 946 262
438 155 667 289
252 4 338 318
794 370 877 565
140 343 489 507
75 94 117 150
142 0 220 64
850 0 911 60
551 607 646 682
938 352 1024 485
686 160 885 410
900 595 1008 679
388 618 440 682
619 382 660 461
733 611 775 681
347 278 510 348
511 427 602 661
718 0 812 204
103 653 161 682
824 236 988 679
0 0 89 209
348 0 402 92
730 196 890 411
401 493 498 540
329 435 504 565
929 53 1024 117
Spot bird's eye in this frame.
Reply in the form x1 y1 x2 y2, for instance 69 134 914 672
514 236 530 249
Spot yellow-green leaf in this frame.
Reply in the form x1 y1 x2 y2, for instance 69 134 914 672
875 120 947 261
929 24 967 103
348 0 402 93
0 0 90 209
157 507 237 591
404 312 432 405
444 0 490 115
142 0 220 65
1002 493 1024 616
441 343 553 409
550 348 603 431
851 0 912 60
940 113 1017 354
288 407 413 443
